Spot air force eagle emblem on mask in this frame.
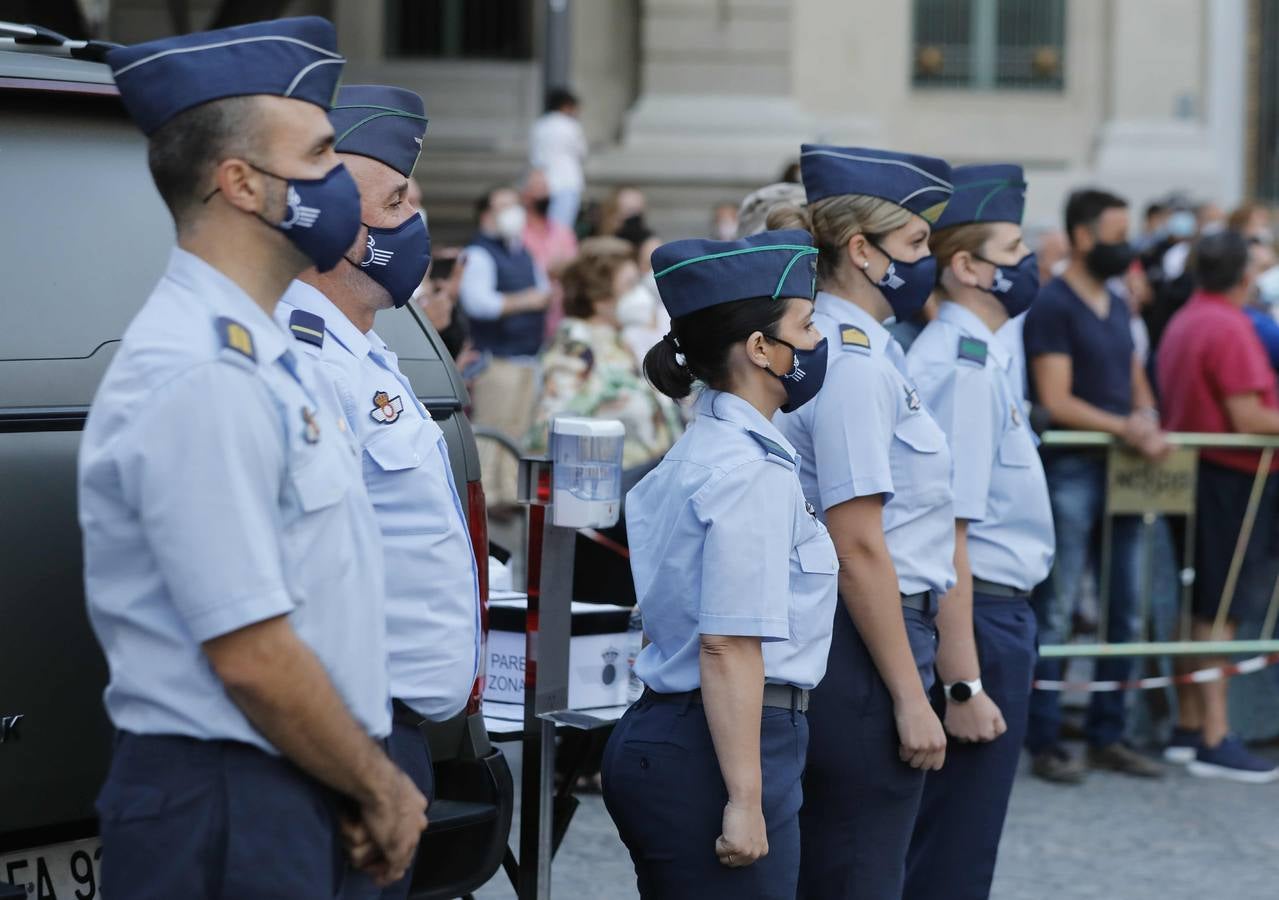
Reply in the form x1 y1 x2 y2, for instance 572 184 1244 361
990 267 1013 294
361 234 394 267
279 186 321 230
878 261 906 291
370 390 404 424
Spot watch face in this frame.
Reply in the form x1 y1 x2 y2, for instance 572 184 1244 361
950 681 973 702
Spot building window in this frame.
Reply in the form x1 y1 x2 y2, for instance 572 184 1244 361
913 0 1065 90
386 0 533 60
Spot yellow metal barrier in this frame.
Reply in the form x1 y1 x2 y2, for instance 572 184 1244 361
1036 431 1279 659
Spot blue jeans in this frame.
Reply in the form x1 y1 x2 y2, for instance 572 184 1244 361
1026 453 1142 751
548 188 581 229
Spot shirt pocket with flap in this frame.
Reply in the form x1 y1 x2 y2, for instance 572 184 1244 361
890 410 951 506
362 418 454 536
997 425 1038 468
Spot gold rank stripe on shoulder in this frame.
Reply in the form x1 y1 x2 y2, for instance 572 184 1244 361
840 323 871 354
215 316 256 362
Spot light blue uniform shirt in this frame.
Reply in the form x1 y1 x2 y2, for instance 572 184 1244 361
79 249 390 751
277 281 481 721
907 302 1055 591
626 390 839 693
778 292 956 597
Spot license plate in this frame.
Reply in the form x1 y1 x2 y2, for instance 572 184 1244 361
0 837 102 899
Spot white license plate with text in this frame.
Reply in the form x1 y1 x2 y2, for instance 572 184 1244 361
0 837 102 899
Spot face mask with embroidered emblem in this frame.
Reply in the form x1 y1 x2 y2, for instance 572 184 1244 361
236 162 362 273
766 336 829 413
348 212 432 308
973 251 1040 317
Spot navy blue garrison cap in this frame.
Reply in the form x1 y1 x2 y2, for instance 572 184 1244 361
330 85 429 177
800 144 954 225
933 164 1027 229
107 16 344 136
652 229 818 319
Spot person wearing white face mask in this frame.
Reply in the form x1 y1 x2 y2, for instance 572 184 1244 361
460 186 552 508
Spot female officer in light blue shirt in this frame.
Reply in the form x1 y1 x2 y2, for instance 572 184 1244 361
903 164 1054 900
600 229 840 899
770 145 956 900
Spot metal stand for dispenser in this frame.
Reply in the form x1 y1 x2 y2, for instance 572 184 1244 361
513 456 576 900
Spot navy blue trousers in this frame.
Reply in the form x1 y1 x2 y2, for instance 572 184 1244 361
601 691 809 899
797 601 937 900
341 715 436 900
903 594 1038 900
98 732 345 899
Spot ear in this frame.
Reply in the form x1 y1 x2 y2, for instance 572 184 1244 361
952 250 982 288
744 330 772 369
213 158 267 215
846 232 871 272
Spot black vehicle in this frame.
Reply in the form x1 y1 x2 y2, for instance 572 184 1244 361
0 25 511 900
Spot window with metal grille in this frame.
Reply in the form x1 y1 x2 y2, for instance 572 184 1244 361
385 0 534 59
1257 0 1279 204
913 0 1065 90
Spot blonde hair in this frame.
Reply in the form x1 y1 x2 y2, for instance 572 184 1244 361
928 223 994 281
767 195 916 284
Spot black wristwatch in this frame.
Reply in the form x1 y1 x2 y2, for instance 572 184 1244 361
945 678 983 703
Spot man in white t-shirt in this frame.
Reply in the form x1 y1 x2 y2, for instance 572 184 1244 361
529 88 586 229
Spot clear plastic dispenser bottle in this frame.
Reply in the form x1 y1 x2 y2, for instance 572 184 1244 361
548 417 625 529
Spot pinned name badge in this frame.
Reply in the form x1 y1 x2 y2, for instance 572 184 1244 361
1011 403 1023 428
805 500 817 518
370 390 404 425
904 383 922 412
301 406 321 444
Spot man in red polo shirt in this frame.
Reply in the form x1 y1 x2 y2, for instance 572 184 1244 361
1156 229 1279 783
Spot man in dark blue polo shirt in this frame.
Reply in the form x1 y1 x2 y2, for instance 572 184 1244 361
1022 189 1168 783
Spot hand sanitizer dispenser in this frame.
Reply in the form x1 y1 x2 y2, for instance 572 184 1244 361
549 417 625 528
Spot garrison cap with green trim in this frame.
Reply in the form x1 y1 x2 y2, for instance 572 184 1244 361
107 16 344 136
934 164 1027 229
799 143 954 225
329 85 428 177
651 229 819 319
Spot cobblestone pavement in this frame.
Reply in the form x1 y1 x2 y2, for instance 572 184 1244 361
474 741 1279 899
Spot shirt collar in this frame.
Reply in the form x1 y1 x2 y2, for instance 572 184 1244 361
281 279 373 359
937 301 1011 369
694 388 798 461
815 290 891 349
165 247 288 364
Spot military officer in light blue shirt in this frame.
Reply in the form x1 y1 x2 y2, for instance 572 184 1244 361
274 83 480 900
600 230 839 899
769 145 956 900
903 164 1054 900
82 19 427 897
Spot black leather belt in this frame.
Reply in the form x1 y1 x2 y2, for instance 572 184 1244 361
901 591 931 611
972 578 1031 599
643 684 809 713
391 698 426 728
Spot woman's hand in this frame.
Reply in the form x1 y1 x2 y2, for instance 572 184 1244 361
716 799 768 867
894 694 947 770
943 691 1007 743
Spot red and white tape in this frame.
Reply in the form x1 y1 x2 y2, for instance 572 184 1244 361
1033 652 1279 692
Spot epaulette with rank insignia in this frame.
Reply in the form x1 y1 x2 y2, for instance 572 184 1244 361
288 309 326 348
215 316 256 363
957 336 988 367
840 323 872 355
747 429 795 467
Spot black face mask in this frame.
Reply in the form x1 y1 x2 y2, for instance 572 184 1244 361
1085 240 1135 280
531 197 551 217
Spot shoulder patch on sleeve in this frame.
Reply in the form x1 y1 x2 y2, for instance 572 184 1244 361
288 309 326 348
746 429 795 467
841 324 872 355
957 335 988 367
215 316 256 363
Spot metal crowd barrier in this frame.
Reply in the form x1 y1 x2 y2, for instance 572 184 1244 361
1036 431 1279 659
